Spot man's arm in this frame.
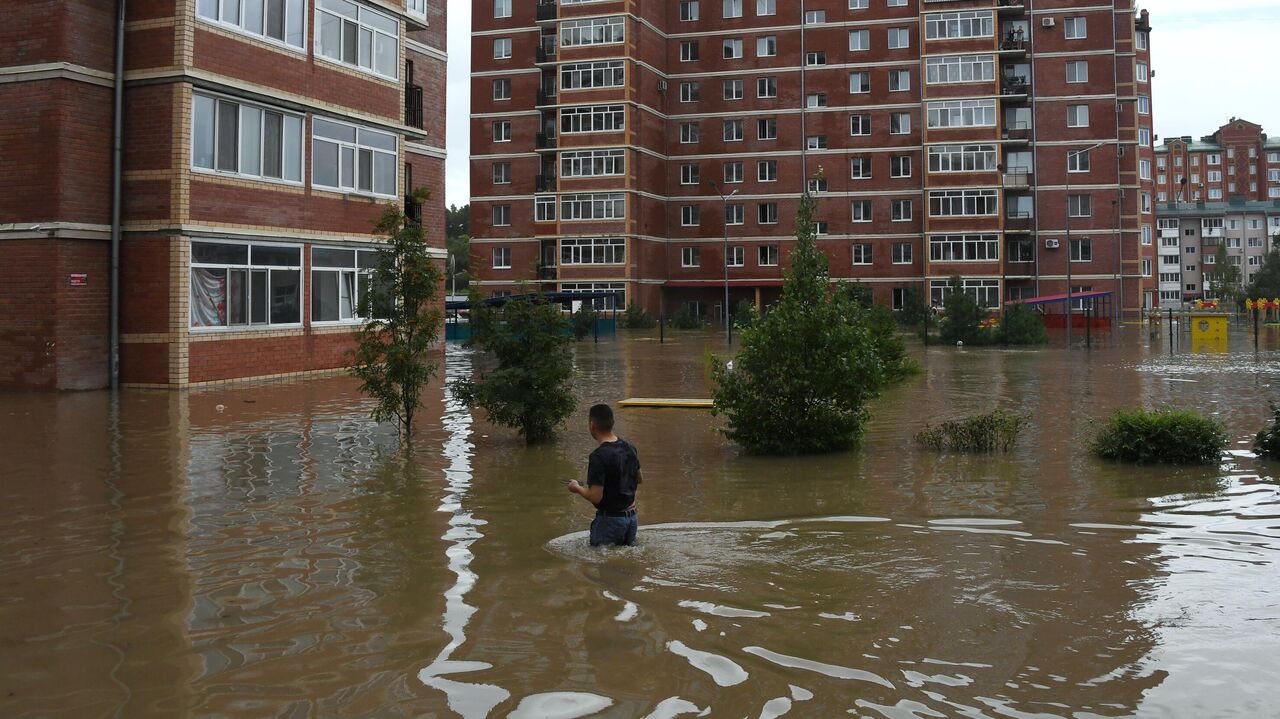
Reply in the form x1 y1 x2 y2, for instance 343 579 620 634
568 481 604 504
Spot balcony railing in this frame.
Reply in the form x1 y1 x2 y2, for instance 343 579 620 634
1005 212 1033 231
536 1 557 22
536 87 556 107
1002 122 1031 141
405 84 424 130
1001 76 1030 96
536 43 557 64
537 264 557 281
405 195 422 225
1000 35 1027 52
536 132 557 150
1002 171 1032 189
536 172 557 192
997 0 1026 11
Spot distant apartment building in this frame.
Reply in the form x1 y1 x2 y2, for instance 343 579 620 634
1153 120 1280 308
0 0 447 390
469 0 1157 320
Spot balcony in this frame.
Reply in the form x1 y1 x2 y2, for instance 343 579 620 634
536 87 556 107
404 84 424 130
1002 171 1033 189
536 1 557 22
405 194 422 225
537 264 557 281
1202 226 1224 238
1160 227 1180 238
536 43 557 65
1002 122 1031 142
1001 75 1030 99
536 171 557 192
1005 212 1033 232
535 132 557 150
997 0 1026 13
1000 34 1027 55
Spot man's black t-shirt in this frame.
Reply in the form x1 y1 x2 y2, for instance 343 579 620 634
586 439 640 513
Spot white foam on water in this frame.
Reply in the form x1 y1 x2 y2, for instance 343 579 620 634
820 612 861 622
506 692 614 719
744 646 896 689
667 640 749 687
641 697 710 718
678 599 770 618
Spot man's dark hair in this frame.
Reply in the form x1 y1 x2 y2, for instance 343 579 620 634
589 403 615 432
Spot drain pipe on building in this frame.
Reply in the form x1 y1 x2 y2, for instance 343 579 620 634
109 0 126 389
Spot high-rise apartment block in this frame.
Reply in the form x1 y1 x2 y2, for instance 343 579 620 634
0 0 447 390
1152 120 1280 308
470 0 1157 320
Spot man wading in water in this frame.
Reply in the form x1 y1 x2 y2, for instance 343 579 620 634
568 404 642 546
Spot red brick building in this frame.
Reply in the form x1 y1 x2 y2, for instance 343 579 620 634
1154 119 1280 205
469 0 1157 319
0 0 446 390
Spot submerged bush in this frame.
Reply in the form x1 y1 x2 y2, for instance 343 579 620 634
1090 408 1227 465
620 303 657 330
711 194 884 455
670 303 704 330
915 410 1028 453
938 276 991 346
1254 404 1280 460
866 304 920 382
571 302 600 340
733 298 759 328
998 303 1049 345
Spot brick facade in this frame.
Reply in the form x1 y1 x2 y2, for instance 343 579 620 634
470 0 1157 319
0 0 447 390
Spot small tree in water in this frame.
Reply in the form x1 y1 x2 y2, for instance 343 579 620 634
452 294 576 443
710 194 884 455
350 190 444 441
939 275 987 345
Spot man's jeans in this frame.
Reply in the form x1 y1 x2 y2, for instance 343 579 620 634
590 510 638 547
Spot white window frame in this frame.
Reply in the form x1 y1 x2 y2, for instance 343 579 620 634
189 239 304 330
311 116 398 198
196 0 308 51
560 237 625 266
191 91 305 185
310 246 380 325
315 0 400 80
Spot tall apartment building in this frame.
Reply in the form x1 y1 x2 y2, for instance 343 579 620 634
0 0 446 390
1151 121 1280 308
470 0 1157 320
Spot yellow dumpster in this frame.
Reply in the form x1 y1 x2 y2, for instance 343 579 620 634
1190 312 1229 353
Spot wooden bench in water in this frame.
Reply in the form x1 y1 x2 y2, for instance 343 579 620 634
618 398 714 409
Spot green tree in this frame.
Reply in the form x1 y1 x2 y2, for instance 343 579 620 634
446 203 470 239
1208 244 1242 301
350 192 444 441
836 281 873 309
710 194 884 455
998 302 1049 345
445 204 471 292
733 298 758 328
571 301 600 340
670 303 704 329
938 276 988 345
1247 246 1280 300
896 285 929 328
452 294 576 443
866 304 918 381
620 303 657 329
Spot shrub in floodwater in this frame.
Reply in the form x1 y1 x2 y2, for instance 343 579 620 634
1090 408 1227 465
938 276 993 346
915 410 1028 453
452 294 575 443
998 303 1050 345
1254 404 1280 460
733 298 759 328
896 285 930 329
865 303 920 383
670 303 705 330
710 193 885 455
570 302 599 340
620 303 657 330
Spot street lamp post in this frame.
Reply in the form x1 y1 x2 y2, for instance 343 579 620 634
1065 140 1114 348
711 181 739 345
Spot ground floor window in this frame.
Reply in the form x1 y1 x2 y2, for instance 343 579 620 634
190 240 301 328
892 287 905 310
561 282 625 310
311 247 383 323
930 278 1000 309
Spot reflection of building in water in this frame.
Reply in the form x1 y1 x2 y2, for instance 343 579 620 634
0 2 447 390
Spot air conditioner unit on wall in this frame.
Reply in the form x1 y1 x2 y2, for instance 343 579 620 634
1045 239 1061 249
1041 17 1056 28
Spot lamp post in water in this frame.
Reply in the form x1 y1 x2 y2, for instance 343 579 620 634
1065 140 1115 348
711 180 739 345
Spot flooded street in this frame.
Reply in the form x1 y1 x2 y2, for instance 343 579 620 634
3 328 1280 718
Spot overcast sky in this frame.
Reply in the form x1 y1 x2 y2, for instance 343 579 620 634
442 0 1280 208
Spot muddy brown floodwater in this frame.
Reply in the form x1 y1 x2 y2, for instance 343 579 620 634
3 328 1280 718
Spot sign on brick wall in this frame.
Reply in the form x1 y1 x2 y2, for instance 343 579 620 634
69 273 87 286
